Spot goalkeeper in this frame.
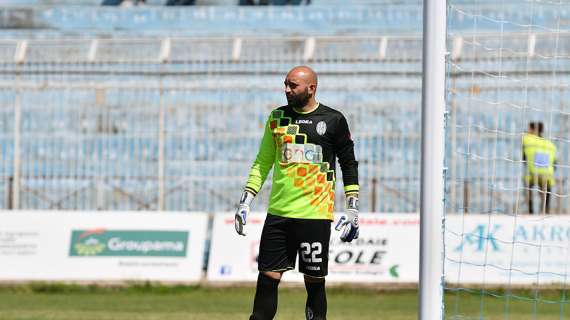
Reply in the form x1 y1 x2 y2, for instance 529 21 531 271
523 121 557 214
235 66 359 320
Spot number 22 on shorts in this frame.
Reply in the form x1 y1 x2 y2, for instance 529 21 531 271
300 242 322 263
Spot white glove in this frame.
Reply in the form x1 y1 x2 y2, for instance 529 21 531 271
235 191 254 236
335 196 359 242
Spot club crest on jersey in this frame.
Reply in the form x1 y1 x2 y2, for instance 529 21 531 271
316 121 327 135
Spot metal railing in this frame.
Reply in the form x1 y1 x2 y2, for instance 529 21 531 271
0 35 568 213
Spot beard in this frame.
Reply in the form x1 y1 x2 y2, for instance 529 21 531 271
286 89 311 109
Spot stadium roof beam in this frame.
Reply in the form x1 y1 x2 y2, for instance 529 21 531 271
528 33 536 58
14 40 27 64
232 37 242 62
159 38 171 63
88 39 98 62
379 37 388 60
451 36 463 60
303 37 316 62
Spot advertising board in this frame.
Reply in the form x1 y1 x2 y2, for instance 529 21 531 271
0 211 208 282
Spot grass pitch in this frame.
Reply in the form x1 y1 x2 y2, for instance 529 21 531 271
0 284 568 319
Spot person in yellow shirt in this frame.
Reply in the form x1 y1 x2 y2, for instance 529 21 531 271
523 122 557 214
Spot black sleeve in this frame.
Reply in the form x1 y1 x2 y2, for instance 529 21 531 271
334 114 359 192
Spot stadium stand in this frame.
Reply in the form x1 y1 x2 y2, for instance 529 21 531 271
0 1 569 214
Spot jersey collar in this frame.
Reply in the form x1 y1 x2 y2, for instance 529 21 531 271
292 102 320 115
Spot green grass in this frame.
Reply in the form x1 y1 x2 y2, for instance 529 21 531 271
0 283 568 319
445 288 570 319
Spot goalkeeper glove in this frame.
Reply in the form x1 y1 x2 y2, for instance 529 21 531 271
335 195 359 242
235 190 254 236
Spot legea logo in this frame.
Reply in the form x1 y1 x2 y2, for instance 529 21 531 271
454 224 501 252
282 143 322 164
69 229 188 257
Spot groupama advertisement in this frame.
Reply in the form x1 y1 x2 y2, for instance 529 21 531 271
69 229 188 257
0 211 208 281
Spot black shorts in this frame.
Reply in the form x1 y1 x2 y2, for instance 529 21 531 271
258 213 331 278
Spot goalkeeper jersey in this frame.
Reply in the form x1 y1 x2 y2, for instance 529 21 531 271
244 104 359 221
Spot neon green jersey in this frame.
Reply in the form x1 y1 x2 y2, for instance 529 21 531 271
523 133 556 178
244 104 359 221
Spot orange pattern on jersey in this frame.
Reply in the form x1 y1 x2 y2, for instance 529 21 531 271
270 110 336 218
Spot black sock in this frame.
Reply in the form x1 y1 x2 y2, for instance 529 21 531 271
305 278 327 320
250 273 280 320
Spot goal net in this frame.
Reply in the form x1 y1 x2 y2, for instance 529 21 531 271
445 0 570 318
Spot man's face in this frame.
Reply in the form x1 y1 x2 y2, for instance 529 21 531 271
284 74 312 109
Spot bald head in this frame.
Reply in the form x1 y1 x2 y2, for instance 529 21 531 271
284 66 318 110
287 66 318 87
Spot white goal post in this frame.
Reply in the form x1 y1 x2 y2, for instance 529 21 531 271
419 0 447 319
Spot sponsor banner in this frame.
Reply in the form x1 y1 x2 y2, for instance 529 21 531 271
69 230 188 257
0 211 208 282
209 213 570 285
207 213 419 283
445 214 570 285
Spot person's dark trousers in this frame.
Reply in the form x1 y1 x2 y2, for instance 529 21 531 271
166 0 195 5
102 0 123 5
528 187 534 214
304 278 327 320
528 183 552 214
249 273 280 320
